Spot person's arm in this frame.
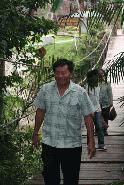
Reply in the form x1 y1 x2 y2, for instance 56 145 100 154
79 88 95 158
32 108 46 147
32 85 46 147
107 83 113 107
84 114 95 159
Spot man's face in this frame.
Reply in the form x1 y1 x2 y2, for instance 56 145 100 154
54 65 72 86
99 70 105 80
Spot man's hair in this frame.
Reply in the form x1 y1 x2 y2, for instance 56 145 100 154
52 58 74 73
87 69 98 80
86 69 99 92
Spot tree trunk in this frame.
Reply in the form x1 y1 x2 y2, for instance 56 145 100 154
0 60 5 121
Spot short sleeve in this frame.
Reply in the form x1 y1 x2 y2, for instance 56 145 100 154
80 90 95 116
33 85 46 109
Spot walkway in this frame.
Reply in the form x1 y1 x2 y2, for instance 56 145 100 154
27 30 124 185
80 29 124 184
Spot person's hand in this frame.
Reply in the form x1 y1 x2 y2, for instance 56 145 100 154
87 142 96 159
32 133 40 149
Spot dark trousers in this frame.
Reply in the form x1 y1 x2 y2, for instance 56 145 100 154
41 143 82 185
94 112 104 147
102 107 110 126
102 107 111 135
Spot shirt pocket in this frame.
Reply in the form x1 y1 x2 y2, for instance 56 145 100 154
42 124 51 137
68 98 80 117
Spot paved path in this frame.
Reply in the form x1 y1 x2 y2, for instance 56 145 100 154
26 30 124 185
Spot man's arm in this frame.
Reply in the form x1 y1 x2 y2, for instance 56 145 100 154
108 83 113 107
32 108 46 147
84 114 95 159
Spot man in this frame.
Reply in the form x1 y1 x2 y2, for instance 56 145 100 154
32 59 95 185
98 68 113 135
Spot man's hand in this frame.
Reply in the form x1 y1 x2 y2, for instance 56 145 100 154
87 141 96 159
32 108 45 148
32 133 40 148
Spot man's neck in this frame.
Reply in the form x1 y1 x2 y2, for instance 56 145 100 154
57 83 69 89
57 82 70 96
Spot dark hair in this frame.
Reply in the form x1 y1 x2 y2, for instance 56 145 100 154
86 69 99 94
52 58 74 73
87 69 98 81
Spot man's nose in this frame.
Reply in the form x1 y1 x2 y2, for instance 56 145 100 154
57 73 63 78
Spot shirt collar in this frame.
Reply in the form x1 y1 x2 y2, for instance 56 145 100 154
54 80 76 91
54 80 77 96
68 80 77 92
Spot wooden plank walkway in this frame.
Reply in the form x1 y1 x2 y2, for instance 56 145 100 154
26 29 124 185
27 137 124 185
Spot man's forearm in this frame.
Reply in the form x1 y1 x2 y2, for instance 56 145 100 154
33 108 45 135
84 115 95 145
87 123 95 145
84 114 95 159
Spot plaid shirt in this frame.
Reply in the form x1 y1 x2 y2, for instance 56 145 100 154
85 85 101 112
99 82 113 108
33 80 95 148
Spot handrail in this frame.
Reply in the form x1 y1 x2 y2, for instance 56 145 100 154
77 31 110 64
0 30 113 128
79 30 112 84
92 30 112 70
0 27 122 130
0 31 110 68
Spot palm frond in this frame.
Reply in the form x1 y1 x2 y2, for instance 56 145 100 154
118 96 124 107
58 2 123 31
104 52 124 83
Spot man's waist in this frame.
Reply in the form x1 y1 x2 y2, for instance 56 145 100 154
42 136 82 148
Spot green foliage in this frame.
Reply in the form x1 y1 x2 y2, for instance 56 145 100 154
43 30 106 83
0 0 58 91
0 6 57 57
3 95 25 123
0 0 59 120
0 72 23 92
0 132 24 185
0 127 42 185
45 40 77 61
0 1 124 184
0 0 60 184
